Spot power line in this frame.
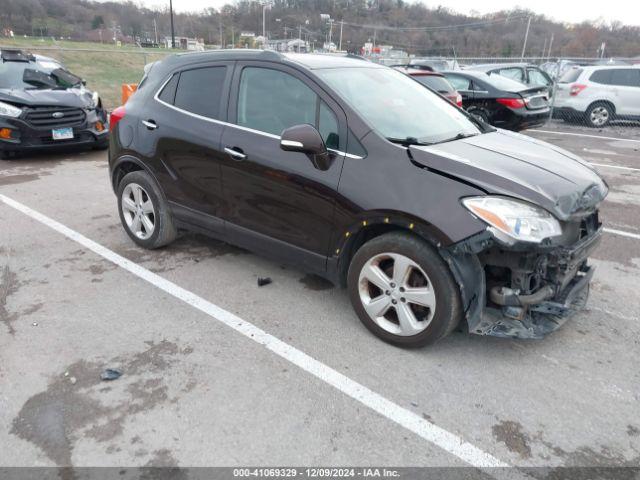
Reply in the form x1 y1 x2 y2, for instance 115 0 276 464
340 15 530 32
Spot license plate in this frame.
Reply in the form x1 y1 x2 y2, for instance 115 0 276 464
52 127 74 140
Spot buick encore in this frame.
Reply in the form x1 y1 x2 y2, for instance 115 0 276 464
108 51 607 347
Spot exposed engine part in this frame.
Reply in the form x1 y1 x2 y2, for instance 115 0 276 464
489 285 555 307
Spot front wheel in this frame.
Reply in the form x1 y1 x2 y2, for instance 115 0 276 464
117 170 177 249
347 231 462 347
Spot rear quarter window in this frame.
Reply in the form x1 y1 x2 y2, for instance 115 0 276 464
413 75 454 93
445 74 471 91
559 68 583 83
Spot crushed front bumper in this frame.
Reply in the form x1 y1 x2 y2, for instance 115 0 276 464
443 223 602 340
474 265 593 339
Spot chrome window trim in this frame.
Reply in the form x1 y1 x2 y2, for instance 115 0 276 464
153 74 364 160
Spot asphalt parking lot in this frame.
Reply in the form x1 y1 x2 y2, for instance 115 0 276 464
1 121 639 471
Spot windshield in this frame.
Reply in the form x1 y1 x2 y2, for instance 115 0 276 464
317 67 480 144
0 61 81 90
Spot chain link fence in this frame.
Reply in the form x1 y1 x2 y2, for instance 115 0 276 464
2 44 639 139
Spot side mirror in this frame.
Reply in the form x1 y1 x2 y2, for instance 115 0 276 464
280 124 332 171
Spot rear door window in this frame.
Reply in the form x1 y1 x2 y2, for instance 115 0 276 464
445 74 472 91
495 67 524 82
589 69 612 85
610 69 639 87
527 68 551 86
174 66 227 119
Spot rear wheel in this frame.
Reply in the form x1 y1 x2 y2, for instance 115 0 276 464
347 231 462 347
585 102 613 128
117 170 177 249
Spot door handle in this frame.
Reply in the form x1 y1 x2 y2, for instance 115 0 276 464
224 147 247 161
142 120 157 130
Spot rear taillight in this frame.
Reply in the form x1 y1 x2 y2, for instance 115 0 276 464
455 93 463 107
109 106 126 132
496 98 525 109
569 84 587 96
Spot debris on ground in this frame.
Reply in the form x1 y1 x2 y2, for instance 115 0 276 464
257 277 272 287
100 368 123 381
69 376 77 385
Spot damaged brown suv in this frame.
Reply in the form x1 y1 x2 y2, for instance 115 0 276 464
109 51 607 347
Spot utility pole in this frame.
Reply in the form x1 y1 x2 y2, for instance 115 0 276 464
299 24 302 52
169 0 175 48
328 19 334 50
153 18 158 45
541 37 547 60
219 17 223 48
262 4 266 40
339 20 343 51
547 33 554 60
520 15 531 61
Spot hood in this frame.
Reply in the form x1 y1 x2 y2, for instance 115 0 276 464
0 88 93 108
409 129 608 220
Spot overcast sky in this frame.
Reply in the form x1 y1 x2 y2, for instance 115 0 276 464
141 0 640 25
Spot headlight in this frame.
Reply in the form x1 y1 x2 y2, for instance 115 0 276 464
0 101 22 118
91 91 100 108
463 196 562 244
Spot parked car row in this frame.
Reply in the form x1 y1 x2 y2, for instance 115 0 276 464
0 48 108 159
398 59 640 129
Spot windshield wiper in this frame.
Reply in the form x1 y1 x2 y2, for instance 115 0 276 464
432 132 479 145
386 136 434 147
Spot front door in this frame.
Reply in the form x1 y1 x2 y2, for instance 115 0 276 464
220 62 347 272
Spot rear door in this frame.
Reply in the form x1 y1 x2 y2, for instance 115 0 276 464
609 68 640 116
219 61 348 272
445 73 475 104
149 62 233 231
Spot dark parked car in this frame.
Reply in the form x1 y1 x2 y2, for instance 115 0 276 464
394 67 462 107
466 63 554 88
109 50 607 347
443 70 551 130
0 49 108 159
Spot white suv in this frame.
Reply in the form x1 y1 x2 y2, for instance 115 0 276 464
553 65 640 127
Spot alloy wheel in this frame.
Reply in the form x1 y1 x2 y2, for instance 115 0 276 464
357 252 437 336
121 183 156 240
590 106 610 126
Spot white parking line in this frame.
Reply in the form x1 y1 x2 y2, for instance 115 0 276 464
588 163 640 172
603 227 640 240
530 130 640 143
0 193 510 469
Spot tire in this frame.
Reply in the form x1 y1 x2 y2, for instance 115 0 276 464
0 150 15 160
93 139 109 151
585 102 613 128
347 231 462 348
469 109 490 125
117 170 177 249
